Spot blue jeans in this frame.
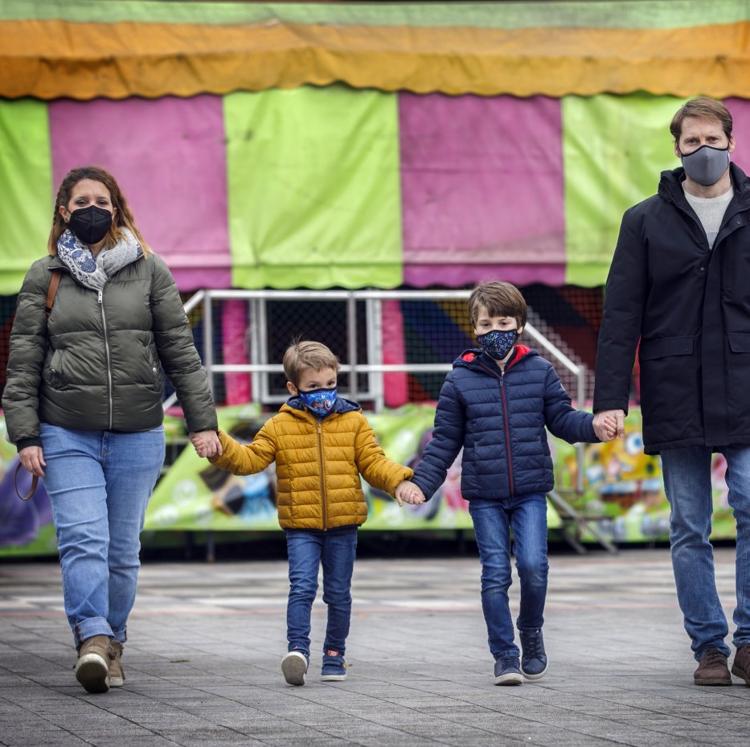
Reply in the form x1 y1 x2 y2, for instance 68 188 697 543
285 527 358 658
40 423 165 647
469 495 548 660
661 445 750 659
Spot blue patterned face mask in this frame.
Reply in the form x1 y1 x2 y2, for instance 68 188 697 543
299 387 337 417
476 329 519 360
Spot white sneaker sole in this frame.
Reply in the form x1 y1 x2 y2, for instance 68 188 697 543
321 672 347 682
75 653 110 694
494 672 523 686
281 651 308 686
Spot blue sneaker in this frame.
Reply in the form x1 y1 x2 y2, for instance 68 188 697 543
321 650 347 682
494 656 523 686
520 628 548 680
281 650 308 686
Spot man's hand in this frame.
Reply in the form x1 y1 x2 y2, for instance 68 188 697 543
593 409 625 441
395 480 426 506
19 445 46 477
190 430 223 459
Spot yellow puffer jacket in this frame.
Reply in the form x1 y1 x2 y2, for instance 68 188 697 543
210 399 413 530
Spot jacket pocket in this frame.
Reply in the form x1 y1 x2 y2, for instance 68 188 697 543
44 349 67 389
639 336 694 361
728 332 750 353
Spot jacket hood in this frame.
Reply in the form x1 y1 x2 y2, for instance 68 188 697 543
453 345 536 374
658 162 750 207
283 396 361 419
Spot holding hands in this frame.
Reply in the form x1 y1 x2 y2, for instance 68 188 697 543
190 430 223 459
592 409 625 442
394 480 425 506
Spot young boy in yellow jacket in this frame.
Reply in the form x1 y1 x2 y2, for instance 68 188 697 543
193 341 416 686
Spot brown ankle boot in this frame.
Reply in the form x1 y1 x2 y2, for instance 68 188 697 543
75 635 111 693
694 648 731 686
731 645 750 686
108 640 125 687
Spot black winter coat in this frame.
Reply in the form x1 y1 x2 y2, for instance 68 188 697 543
411 346 597 502
3 252 217 450
594 163 750 454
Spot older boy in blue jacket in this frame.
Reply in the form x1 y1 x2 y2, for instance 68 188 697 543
404 282 615 685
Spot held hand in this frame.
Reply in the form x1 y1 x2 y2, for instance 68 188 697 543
395 480 426 505
593 410 625 441
190 430 222 459
19 446 46 477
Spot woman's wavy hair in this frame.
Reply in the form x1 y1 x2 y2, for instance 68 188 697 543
47 166 151 255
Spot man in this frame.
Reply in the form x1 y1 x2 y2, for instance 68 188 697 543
593 97 750 686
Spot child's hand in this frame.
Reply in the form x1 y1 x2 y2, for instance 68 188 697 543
592 412 618 442
190 430 223 458
395 480 425 506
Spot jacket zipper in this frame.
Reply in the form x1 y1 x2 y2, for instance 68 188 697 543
316 420 328 530
499 375 515 496
478 360 515 497
98 288 114 430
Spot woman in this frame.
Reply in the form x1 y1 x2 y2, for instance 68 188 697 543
2 166 222 694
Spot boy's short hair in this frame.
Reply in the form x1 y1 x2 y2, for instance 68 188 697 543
468 282 527 328
282 340 339 386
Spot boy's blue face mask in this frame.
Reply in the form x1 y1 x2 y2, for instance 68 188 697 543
476 329 519 360
299 387 337 417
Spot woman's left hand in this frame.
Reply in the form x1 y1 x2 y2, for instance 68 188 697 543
190 430 222 458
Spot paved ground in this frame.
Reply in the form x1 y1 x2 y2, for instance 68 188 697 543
1 547 748 746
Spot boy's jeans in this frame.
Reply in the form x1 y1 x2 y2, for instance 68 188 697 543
661 445 750 660
40 423 165 647
468 495 548 660
285 527 357 658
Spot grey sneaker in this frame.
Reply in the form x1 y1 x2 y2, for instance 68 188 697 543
520 628 548 681
494 656 523 686
75 635 111 694
281 650 308 686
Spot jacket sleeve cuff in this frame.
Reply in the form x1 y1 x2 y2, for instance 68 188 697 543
16 437 42 451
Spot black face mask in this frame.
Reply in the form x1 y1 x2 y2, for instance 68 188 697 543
67 205 113 245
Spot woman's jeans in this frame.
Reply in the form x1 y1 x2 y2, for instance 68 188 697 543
40 423 165 647
469 495 548 660
661 445 750 660
285 527 358 658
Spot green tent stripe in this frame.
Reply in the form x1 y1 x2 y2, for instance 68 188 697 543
224 86 402 290
2 0 747 29
0 100 52 295
563 94 685 287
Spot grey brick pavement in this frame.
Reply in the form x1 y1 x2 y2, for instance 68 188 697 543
1 548 748 746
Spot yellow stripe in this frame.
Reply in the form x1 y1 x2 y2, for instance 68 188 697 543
1 19 748 99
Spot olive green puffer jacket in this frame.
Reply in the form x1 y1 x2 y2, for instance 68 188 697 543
2 253 217 450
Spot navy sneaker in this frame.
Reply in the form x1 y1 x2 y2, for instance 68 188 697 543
281 650 308 686
494 656 523 686
321 650 347 682
520 628 548 680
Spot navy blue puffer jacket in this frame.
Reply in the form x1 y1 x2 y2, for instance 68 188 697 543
411 346 597 501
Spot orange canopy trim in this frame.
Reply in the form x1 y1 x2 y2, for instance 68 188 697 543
1 18 748 100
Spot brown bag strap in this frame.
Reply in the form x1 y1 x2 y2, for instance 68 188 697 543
46 270 61 315
14 463 38 502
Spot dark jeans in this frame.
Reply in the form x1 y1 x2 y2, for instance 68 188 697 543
468 495 549 660
285 526 358 658
661 445 750 659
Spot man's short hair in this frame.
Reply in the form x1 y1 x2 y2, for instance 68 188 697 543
670 97 733 141
282 340 339 386
468 282 527 329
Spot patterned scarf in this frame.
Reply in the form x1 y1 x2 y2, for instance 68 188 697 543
56 227 143 291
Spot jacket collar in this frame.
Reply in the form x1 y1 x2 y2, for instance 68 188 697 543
454 345 535 376
658 162 750 210
283 396 360 421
